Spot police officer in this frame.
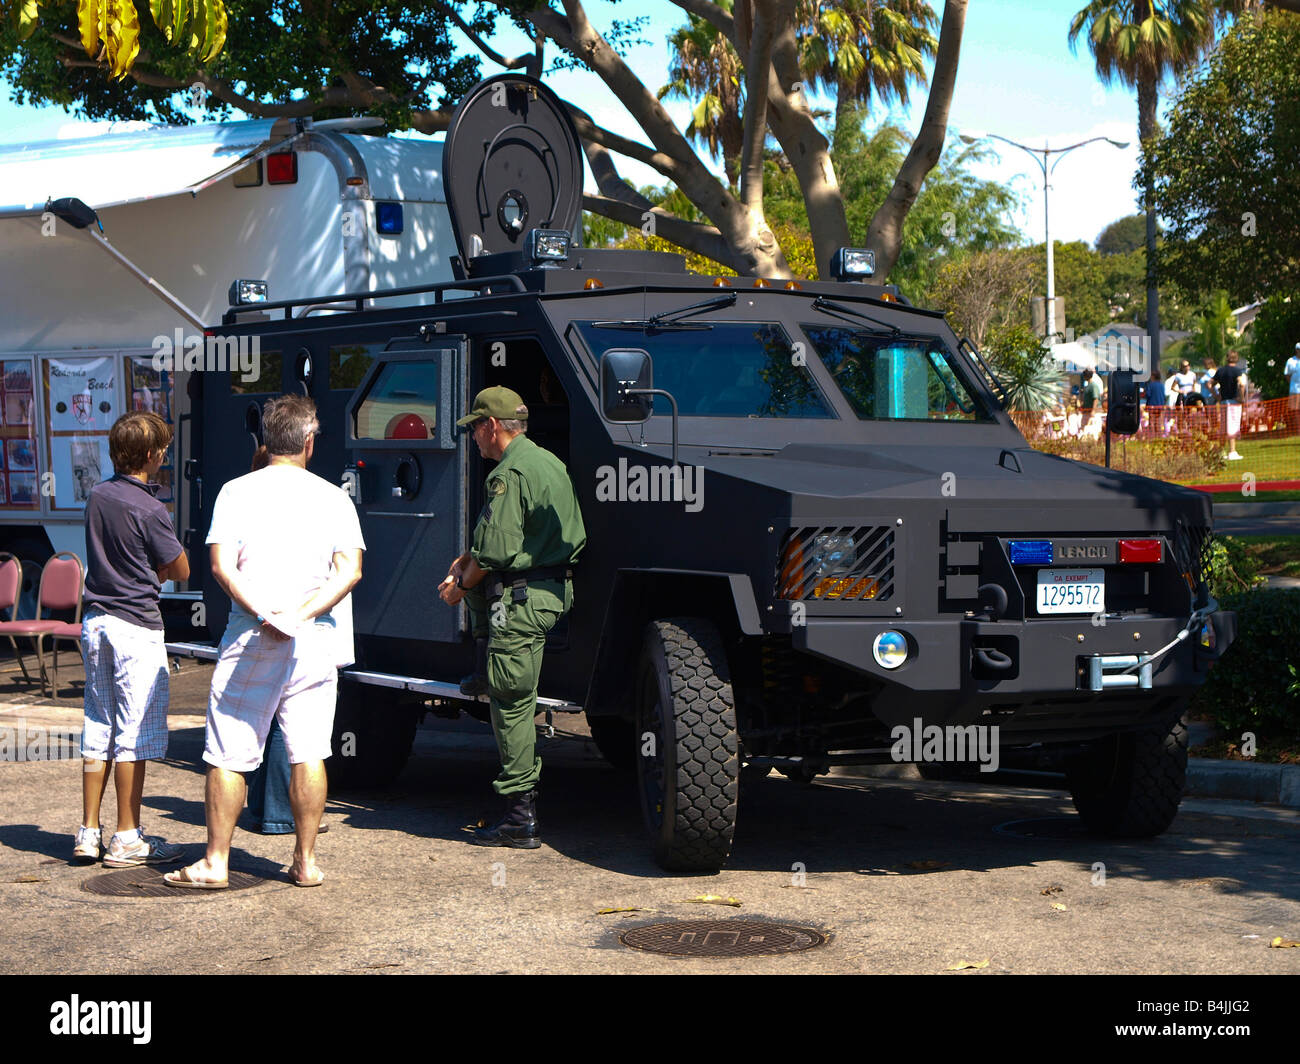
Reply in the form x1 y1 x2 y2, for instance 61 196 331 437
438 386 586 847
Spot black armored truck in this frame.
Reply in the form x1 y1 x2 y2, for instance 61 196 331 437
174 75 1236 873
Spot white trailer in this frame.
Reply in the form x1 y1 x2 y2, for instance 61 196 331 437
0 118 454 617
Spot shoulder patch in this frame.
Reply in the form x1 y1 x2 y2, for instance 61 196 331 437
490 477 508 497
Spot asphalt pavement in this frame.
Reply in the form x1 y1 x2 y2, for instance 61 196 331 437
1 658 1297 976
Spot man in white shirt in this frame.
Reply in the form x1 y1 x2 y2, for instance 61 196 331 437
166 395 364 889
1168 359 1198 406
1286 342 1300 434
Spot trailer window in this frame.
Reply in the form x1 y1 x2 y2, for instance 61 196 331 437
355 361 438 441
576 322 832 419
804 327 989 422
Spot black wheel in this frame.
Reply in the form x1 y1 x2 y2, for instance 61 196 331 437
636 618 739 873
329 684 422 789
588 715 637 772
1066 711 1188 837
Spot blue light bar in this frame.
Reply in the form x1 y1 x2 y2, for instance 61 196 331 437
1009 540 1053 565
375 202 403 235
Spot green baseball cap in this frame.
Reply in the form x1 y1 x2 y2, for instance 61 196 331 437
456 386 529 429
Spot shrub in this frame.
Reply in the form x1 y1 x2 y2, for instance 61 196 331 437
1035 429 1226 482
1190 589 1300 737
1205 535 1266 599
1248 293 1300 400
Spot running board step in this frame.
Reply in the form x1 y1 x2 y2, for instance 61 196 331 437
163 643 583 713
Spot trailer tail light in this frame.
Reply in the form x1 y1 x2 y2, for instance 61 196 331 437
267 152 298 185
1119 539 1162 564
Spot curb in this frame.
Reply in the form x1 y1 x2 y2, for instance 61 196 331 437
1212 501 1300 517
833 758 1300 809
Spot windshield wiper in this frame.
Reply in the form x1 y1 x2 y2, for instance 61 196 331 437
812 296 901 335
591 292 737 329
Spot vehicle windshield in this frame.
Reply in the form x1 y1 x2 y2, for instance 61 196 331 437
803 326 990 422
576 321 833 419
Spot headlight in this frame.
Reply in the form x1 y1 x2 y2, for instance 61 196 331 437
873 630 909 669
811 533 856 575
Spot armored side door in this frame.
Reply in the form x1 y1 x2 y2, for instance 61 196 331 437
344 338 466 646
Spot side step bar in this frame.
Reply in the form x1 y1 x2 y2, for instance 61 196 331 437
164 641 583 713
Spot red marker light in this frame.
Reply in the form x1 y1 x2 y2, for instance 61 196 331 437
267 152 298 185
1119 539 1162 564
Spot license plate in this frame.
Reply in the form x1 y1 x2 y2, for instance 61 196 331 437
1036 568 1104 614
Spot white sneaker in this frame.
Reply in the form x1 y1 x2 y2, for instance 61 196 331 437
72 826 102 864
103 831 182 868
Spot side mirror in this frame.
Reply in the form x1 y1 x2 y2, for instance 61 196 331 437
1108 370 1140 436
600 349 654 423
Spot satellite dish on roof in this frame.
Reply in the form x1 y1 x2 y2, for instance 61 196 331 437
442 75 583 268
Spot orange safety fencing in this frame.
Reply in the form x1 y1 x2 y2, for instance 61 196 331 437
1009 396 1300 488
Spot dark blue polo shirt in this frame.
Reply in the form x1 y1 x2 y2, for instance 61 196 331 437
83 475 183 630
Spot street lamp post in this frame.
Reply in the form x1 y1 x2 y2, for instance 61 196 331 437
958 132 1129 342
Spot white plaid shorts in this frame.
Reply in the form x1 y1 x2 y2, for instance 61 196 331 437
81 609 171 762
203 623 338 772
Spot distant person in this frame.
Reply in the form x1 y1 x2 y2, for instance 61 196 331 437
1169 359 1197 407
1199 359 1218 405
1213 350 1246 460
74 412 189 866
1286 342 1300 435
1079 367 1103 423
165 396 363 889
1143 374 1166 434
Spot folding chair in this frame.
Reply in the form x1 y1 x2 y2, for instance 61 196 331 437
0 553 41 685
32 552 85 698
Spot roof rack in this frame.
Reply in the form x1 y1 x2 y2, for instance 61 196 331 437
220 274 527 326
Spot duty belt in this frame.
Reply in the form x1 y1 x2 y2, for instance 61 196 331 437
486 565 573 603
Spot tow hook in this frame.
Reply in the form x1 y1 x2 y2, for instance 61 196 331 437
1086 654 1153 691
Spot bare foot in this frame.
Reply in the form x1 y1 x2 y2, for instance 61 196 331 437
288 860 324 887
163 859 228 889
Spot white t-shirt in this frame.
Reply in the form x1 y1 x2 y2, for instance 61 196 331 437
1169 370 1197 395
1286 355 1300 395
207 464 365 665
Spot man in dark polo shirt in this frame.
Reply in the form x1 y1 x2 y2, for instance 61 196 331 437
74 412 190 866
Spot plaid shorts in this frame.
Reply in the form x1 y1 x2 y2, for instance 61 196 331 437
81 609 171 762
203 624 338 772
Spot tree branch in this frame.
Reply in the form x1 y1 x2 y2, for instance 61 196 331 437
739 0 779 213
443 7 536 72
865 0 967 279
665 0 737 39
565 103 684 180
582 194 734 266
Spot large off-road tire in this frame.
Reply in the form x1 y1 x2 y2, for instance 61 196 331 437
329 684 422 789
636 618 740 873
1066 711 1188 838
588 715 637 772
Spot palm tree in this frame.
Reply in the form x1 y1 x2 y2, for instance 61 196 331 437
1068 0 1225 373
659 2 746 187
799 0 939 137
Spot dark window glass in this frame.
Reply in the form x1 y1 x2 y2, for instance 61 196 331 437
229 348 282 394
355 361 438 441
330 344 378 390
576 322 832 418
804 327 988 422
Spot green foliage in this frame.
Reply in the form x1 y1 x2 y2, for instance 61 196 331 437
0 0 480 125
1146 11 1300 302
1185 290 1236 366
1205 535 1266 598
1034 429 1226 482
1096 213 1148 256
982 323 1064 412
1191 588 1300 737
1248 293 1300 400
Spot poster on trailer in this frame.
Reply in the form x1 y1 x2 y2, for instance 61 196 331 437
45 356 116 432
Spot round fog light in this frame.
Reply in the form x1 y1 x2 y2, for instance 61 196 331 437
873 630 908 669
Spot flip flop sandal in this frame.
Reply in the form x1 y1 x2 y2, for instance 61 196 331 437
162 865 228 890
289 868 325 888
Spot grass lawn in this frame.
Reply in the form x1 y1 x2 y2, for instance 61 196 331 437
1226 533 1300 578
1193 436 1298 485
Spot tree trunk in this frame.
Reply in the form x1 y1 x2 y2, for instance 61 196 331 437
863 0 967 280
1138 70 1161 373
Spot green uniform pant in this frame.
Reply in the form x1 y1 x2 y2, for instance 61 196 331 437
466 577 570 796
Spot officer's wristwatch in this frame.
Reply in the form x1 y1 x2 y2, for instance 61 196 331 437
455 575 465 590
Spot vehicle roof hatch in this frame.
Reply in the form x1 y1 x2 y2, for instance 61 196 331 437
442 74 583 274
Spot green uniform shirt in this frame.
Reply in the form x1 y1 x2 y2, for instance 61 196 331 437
471 434 586 574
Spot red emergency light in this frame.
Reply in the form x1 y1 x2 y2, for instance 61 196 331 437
1119 539 1163 564
267 152 298 185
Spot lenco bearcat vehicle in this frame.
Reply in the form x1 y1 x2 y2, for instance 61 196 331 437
176 76 1235 873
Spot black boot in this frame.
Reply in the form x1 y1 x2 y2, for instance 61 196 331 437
472 791 540 848
459 637 488 696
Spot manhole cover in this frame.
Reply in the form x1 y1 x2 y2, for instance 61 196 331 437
994 816 1091 840
81 866 266 896
619 920 827 957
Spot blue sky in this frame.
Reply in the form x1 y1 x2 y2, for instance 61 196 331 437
0 0 1172 246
